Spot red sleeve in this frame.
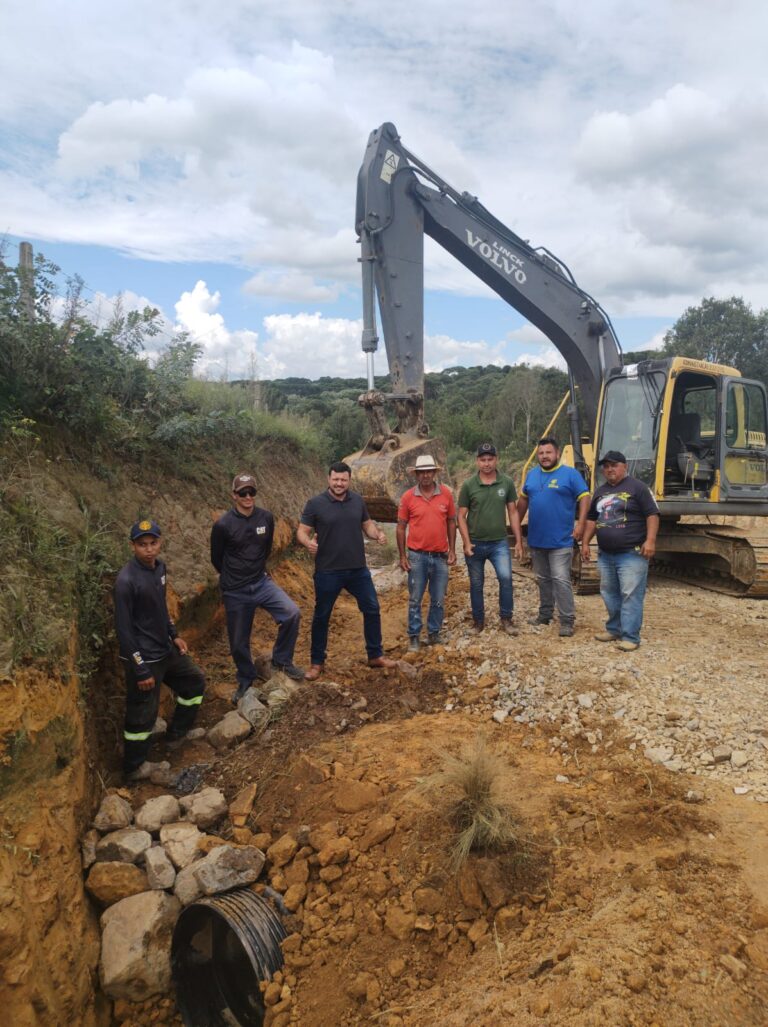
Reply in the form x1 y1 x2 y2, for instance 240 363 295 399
443 487 456 517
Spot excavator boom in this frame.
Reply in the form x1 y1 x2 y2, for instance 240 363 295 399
351 121 622 518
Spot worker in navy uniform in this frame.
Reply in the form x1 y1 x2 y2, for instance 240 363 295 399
114 519 205 782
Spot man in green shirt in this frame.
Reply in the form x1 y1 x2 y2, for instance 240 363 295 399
458 443 523 634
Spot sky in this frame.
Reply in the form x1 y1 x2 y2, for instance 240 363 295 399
3 1 768 381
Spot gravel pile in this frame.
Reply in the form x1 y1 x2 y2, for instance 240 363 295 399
430 567 768 803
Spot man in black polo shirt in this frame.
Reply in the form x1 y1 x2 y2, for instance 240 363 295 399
211 473 303 701
297 461 398 681
114 519 205 782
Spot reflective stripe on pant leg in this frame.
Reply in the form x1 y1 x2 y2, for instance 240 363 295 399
176 694 203 706
165 652 206 735
123 672 160 772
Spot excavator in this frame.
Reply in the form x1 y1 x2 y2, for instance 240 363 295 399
347 122 768 595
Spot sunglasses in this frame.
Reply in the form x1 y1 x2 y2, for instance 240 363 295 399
235 488 257 498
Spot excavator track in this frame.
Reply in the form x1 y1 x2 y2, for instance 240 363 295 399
651 524 768 597
521 529 768 598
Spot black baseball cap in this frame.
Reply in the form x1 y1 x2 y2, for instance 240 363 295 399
130 519 161 540
476 442 497 456
598 450 627 465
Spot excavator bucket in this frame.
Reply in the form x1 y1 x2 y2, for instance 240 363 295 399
346 436 450 522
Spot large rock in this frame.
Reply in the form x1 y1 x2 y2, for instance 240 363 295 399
159 822 203 869
135 795 181 834
474 858 510 909
358 814 397 852
174 864 204 906
266 833 298 868
96 828 152 864
144 846 176 890
317 836 352 867
81 828 100 869
93 794 134 833
86 862 150 906
229 783 258 827
99 891 181 1000
193 845 265 895
180 787 228 829
237 691 270 729
308 821 340 851
207 712 252 749
332 781 381 814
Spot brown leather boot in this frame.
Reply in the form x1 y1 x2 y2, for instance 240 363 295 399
304 664 324 681
367 656 398 669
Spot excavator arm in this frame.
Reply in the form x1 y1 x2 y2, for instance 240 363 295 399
355 122 622 443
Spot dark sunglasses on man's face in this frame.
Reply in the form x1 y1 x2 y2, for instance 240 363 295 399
235 488 257 498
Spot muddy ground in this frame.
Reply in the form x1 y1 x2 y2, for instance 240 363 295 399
114 554 768 1026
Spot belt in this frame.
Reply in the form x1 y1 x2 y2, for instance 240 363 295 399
408 548 448 558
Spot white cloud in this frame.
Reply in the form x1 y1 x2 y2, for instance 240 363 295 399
4 0 768 377
242 270 339 303
174 281 286 379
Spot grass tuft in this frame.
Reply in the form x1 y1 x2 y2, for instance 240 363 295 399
417 735 520 869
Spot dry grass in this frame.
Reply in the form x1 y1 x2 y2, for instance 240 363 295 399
417 735 520 869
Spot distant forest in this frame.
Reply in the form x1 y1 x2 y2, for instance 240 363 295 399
262 364 571 470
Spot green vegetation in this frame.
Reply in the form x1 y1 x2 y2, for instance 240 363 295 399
0 249 324 466
0 431 123 678
262 364 572 473
662 296 768 384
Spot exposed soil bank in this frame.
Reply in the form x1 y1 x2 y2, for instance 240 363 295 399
0 445 323 1025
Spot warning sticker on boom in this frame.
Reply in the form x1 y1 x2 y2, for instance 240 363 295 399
380 150 400 183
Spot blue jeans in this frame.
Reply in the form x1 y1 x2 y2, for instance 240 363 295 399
407 549 449 637
465 538 513 623
597 548 649 644
310 567 383 665
223 575 301 689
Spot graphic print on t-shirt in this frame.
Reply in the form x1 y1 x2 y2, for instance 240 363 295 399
596 491 631 528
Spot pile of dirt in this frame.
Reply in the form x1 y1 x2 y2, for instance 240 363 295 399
107 557 768 1026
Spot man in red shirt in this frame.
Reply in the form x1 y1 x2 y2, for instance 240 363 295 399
396 454 457 651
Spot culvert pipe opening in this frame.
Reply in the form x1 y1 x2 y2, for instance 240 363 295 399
171 889 287 1027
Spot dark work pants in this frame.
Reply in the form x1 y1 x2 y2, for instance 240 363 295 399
123 649 205 772
222 574 301 690
310 567 383 665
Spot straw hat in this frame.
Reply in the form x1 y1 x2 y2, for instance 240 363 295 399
408 454 441 473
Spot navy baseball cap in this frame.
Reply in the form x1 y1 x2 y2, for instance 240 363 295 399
476 442 497 456
130 519 162 540
598 450 627 465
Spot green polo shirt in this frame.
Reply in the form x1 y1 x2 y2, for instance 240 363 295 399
458 472 517 541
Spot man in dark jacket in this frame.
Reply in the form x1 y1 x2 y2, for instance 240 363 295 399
211 473 303 700
114 519 205 782
581 452 659 651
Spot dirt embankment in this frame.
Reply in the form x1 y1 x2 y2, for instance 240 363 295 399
0 445 324 1026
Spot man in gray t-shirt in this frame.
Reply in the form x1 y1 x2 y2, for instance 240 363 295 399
297 461 398 681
